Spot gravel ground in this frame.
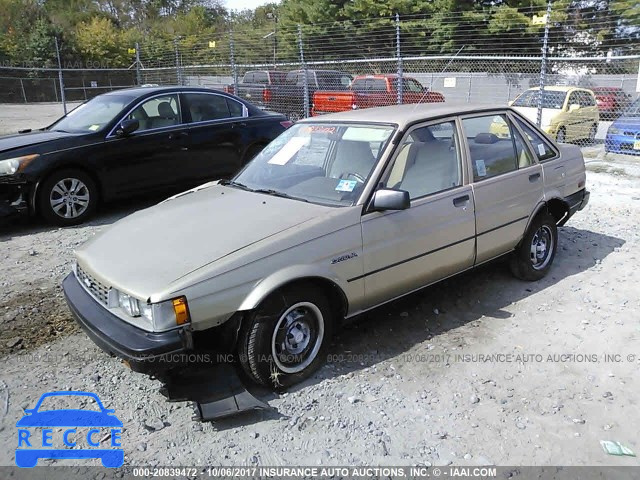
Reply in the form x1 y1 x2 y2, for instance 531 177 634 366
1 104 639 468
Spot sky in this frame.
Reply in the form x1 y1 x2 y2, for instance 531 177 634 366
223 0 276 11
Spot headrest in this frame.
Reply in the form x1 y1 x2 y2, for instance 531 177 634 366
474 133 499 144
158 102 175 118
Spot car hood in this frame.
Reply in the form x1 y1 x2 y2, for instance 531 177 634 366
611 116 640 133
76 184 333 299
0 130 75 155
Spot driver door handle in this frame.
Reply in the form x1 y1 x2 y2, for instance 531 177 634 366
453 195 470 208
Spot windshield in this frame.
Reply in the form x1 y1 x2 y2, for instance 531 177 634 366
512 90 567 109
49 94 132 133
622 98 640 117
232 123 396 206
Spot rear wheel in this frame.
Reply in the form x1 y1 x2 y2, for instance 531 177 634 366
238 284 334 389
38 169 98 226
510 212 558 281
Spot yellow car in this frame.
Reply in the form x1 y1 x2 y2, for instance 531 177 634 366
503 86 599 143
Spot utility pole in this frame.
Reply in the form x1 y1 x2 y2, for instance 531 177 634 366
537 0 552 128
54 37 67 114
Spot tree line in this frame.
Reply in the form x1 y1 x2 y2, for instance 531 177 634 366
0 0 637 70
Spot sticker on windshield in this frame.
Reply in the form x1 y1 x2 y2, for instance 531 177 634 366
88 125 100 131
476 159 487 177
335 179 358 192
267 136 309 165
537 143 546 156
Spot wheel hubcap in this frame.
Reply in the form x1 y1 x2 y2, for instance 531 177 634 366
49 178 90 219
272 302 324 374
530 225 554 270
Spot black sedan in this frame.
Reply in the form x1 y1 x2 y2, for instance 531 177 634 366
0 86 291 226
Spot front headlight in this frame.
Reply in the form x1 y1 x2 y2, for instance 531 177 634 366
118 291 141 317
0 154 39 176
114 290 190 331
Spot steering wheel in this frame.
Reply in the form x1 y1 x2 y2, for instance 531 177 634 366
340 172 366 183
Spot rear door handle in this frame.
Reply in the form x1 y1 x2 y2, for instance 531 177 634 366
233 122 248 128
529 173 541 182
453 195 470 207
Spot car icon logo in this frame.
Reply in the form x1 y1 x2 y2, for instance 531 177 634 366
83 277 93 289
15 391 124 468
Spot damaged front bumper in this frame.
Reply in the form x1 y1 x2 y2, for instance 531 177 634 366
63 272 269 420
0 177 30 219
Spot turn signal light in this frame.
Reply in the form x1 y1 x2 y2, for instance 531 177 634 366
172 296 190 325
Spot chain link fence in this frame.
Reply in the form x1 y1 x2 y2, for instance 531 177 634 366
0 6 639 150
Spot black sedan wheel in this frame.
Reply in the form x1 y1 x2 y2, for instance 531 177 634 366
238 284 334 389
38 169 98 226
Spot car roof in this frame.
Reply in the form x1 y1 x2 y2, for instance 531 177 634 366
102 86 221 98
298 103 514 128
527 86 593 93
592 86 623 91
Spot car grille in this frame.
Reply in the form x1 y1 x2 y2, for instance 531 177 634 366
76 265 110 306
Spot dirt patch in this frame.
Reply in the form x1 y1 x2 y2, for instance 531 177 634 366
0 283 78 355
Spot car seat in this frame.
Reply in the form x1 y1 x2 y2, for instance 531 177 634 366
154 101 178 128
329 140 376 181
398 140 459 197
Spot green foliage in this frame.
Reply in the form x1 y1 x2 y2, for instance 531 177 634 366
0 0 637 69
75 17 131 67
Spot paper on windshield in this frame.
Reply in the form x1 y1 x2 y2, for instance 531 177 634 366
267 136 310 165
342 127 392 142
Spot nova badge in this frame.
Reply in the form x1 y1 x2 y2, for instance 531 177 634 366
331 252 358 265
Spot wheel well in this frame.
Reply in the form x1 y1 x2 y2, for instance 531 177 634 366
33 165 102 212
268 277 348 321
545 198 569 224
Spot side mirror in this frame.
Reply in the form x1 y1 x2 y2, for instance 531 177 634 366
568 103 580 112
116 118 139 137
371 188 410 212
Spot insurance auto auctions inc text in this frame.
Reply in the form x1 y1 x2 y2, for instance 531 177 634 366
202 467 498 478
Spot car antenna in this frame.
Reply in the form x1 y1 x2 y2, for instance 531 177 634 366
413 45 466 111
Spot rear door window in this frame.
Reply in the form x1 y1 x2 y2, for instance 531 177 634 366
183 93 231 122
463 114 536 181
254 72 268 84
513 117 557 162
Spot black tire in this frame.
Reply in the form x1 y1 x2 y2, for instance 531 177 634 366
510 212 558 281
556 127 566 143
38 169 98 226
237 284 334 390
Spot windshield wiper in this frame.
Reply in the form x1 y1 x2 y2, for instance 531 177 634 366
219 179 254 191
252 188 309 203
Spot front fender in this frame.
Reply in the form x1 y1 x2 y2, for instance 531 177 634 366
238 264 348 312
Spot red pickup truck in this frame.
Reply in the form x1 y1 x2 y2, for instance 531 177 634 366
312 74 445 116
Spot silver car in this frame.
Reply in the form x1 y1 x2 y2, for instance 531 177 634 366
63 104 589 390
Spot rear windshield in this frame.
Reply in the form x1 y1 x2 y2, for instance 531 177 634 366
316 72 352 90
623 99 640 117
512 90 567 109
270 71 287 84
